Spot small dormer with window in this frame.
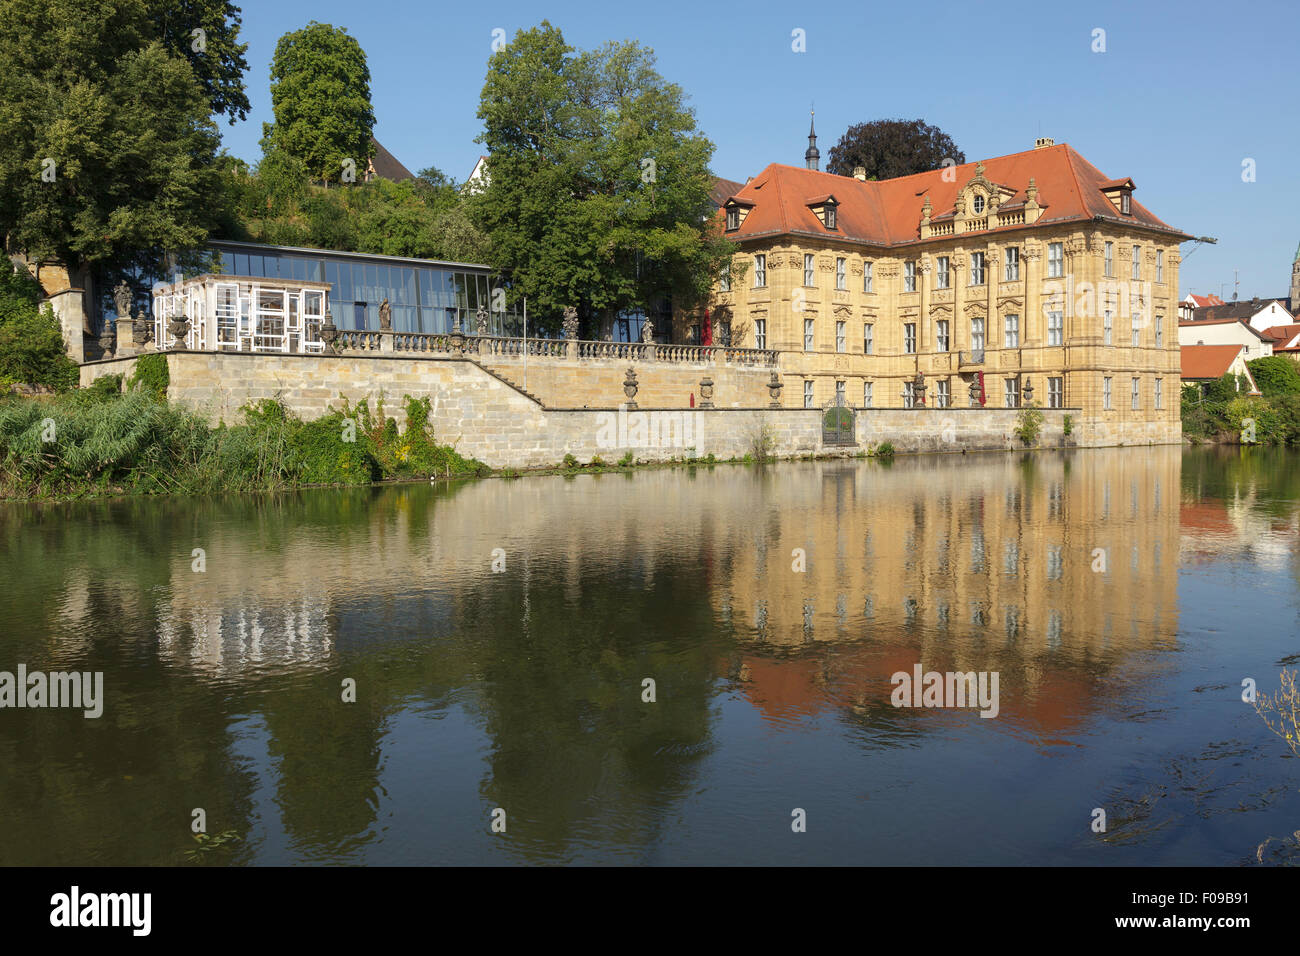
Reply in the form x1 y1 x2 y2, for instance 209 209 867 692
807 194 839 230
723 197 754 232
1099 177 1136 215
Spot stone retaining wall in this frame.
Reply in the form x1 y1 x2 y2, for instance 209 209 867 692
79 350 1176 468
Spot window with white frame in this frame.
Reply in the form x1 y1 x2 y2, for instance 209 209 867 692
1048 376 1063 408
1103 309 1112 345
1004 246 1020 281
1104 241 1113 277
936 319 950 352
970 252 985 285
804 318 814 351
936 256 950 289
1048 310 1063 346
835 380 846 404
1156 250 1164 283
1004 379 1018 408
1131 377 1140 410
836 257 846 290
863 260 873 292
863 323 873 354
1103 376 1113 410
836 320 846 353
755 318 766 350
971 317 985 352
904 322 916 354
804 380 814 408
754 254 766 287
804 254 815 286
904 261 916 292
863 380 873 408
1131 245 1141 280
1131 311 1141 347
1048 242 1063 278
1004 313 1019 348
1155 314 1163 348
936 379 950 408
726 207 739 231
1155 378 1163 410
1121 192 1131 215
903 381 915 409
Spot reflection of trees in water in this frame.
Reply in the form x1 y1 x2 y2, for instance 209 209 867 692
461 553 721 863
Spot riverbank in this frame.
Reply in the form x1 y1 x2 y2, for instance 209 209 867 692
0 384 486 501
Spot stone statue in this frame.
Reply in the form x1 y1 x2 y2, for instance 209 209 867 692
378 298 392 331
113 280 132 320
640 318 654 343
475 306 489 336
562 306 579 340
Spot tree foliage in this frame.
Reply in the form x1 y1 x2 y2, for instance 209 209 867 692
1247 356 1300 397
0 0 231 276
0 263 78 391
826 118 965 181
470 21 734 335
263 22 375 184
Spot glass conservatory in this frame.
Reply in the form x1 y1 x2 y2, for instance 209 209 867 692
152 275 331 353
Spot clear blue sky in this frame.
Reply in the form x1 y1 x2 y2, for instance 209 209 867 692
220 0 1299 300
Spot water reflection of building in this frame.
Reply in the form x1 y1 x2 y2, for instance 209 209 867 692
154 598 332 678
1180 494 1298 570
714 448 1183 731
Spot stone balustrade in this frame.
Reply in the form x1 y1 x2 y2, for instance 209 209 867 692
324 330 781 368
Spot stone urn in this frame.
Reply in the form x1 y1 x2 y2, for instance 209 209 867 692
167 313 191 350
133 309 153 347
699 375 714 408
623 367 639 408
767 372 783 408
320 315 340 353
98 319 116 358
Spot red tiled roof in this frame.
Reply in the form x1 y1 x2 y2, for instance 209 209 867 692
720 143 1189 247
1261 323 1300 344
1187 294 1224 307
1181 344 1243 379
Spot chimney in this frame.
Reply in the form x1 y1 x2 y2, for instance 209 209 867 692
1034 136 1055 149
853 166 867 181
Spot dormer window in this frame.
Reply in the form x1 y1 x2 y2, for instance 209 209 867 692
806 194 839 230
1121 192 1131 215
972 194 985 214
1099 177 1136 215
723 198 753 232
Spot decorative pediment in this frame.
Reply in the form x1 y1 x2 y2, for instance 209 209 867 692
832 304 853 318
929 303 954 318
962 301 987 316
997 296 1024 309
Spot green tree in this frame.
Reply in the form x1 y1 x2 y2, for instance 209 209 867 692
471 22 733 335
263 22 375 185
0 0 226 280
826 118 965 180
1247 356 1300 397
155 0 251 123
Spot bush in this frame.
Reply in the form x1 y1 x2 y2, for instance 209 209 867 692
0 264 78 392
618 451 634 467
1062 414 1073 437
1013 403 1045 446
562 453 579 469
875 441 895 459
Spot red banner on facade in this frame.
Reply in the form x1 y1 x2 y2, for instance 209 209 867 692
977 371 986 406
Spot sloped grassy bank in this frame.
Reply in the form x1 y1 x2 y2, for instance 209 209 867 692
0 374 486 500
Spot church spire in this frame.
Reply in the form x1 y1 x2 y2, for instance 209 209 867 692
805 109 820 171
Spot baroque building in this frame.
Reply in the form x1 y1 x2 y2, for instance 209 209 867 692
698 136 1190 445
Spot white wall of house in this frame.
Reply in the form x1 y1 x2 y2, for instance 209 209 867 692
1245 300 1294 331
1177 321 1273 357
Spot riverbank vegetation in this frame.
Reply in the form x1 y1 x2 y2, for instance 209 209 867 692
0 387 485 500
1181 357 1300 445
